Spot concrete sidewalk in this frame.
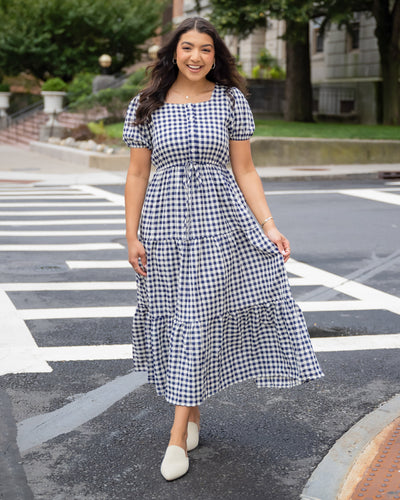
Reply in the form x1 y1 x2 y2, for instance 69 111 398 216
1 145 399 185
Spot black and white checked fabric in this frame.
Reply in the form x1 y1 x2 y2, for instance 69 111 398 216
123 84 323 406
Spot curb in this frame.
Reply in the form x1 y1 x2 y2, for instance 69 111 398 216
301 393 400 500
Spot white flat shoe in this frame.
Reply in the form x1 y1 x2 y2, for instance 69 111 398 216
160 445 189 481
186 422 200 452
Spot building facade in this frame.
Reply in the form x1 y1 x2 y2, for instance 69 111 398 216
171 1 383 123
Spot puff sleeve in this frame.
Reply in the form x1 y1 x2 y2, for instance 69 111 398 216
122 95 152 149
227 87 255 141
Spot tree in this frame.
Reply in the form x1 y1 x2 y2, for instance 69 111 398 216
0 0 166 82
211 0 400 125
325 0 400 124
210 0 316 122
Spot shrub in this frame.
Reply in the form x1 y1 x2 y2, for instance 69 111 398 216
68 72 95 102
0 83 11 92
69 68 146 119
42 77 68 92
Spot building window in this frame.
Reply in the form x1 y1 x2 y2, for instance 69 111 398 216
313 28 324 54
347 22 360 52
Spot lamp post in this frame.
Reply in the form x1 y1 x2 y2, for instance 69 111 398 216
148 45 160 61
98 54 112 75
92 54 115 93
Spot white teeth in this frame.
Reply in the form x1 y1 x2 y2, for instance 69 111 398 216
188 65 201 69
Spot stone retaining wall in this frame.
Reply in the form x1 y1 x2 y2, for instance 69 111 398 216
250 137 400 166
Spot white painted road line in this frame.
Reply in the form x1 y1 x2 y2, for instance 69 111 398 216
338 189 400 205
312 333 400 352
0 190 86 196
299 300 378 312
0 202 117 208
72 185 125 206
264 187 400 196
0 243 124 251
0 290 52 375
39 344 132 361
287 259 400 315
0 210 125 216
66 260 131 269
0 229 125 236
19 306 136 320
0 219 125 226
2 282 136 291
0 195 97 200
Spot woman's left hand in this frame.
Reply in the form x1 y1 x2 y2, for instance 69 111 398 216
264 227 291 263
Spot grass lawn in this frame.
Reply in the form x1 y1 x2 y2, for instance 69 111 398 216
103 120 400 142
253 120 400 140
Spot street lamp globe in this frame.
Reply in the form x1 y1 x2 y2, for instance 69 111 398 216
99 54 112 69
148 45 160 61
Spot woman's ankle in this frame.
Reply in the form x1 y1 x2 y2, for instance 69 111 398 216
188 406 200 426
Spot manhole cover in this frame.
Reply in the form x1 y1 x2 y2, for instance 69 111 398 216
379 171 400 179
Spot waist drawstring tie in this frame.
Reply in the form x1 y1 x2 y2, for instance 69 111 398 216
183 161 202 238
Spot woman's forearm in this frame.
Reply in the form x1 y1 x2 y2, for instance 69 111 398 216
234 169 276 229
125 172 149 241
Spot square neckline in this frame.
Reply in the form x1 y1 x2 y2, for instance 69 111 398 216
164 83 218 105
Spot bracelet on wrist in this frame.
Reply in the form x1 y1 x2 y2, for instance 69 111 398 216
261 216 274 228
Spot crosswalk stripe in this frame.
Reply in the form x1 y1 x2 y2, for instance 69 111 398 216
0 202 117 207
299 300 378 311
66 260 130 269
0 210 125 216
0 243 124 251
72 185 125 205
338 189 400 205
0 195 97 200
0 219 125 226
19 306 136 320
288 260 400 315
2 282 136 291
0 229 125 236
0 291 52 375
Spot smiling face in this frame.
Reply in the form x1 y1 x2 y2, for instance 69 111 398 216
175 30 215 83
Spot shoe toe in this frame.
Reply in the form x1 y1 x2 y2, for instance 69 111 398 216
160 445 189 481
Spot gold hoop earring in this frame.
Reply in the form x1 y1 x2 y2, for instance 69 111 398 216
212 62 216 70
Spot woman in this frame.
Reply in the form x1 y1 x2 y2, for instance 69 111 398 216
123 17 323 481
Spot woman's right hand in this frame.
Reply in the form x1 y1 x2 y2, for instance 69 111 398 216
127 238 147 276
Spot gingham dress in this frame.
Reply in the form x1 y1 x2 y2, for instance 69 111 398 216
123 84 323 406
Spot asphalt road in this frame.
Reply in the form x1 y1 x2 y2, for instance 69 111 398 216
0 176 399 500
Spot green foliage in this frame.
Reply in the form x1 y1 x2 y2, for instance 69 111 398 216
68 68 147 119
0 82 10 92
67 72 96 102
257 48 276 68
41 77 68 92
0 0 166 81
269 66 286 79
251 49 285 79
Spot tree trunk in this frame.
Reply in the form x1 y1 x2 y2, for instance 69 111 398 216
373 0 400 125
284 20 313 122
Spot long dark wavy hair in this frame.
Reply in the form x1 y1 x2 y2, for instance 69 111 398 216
134 17 247 125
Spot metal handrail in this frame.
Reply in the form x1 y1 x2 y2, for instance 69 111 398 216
7 101 44 127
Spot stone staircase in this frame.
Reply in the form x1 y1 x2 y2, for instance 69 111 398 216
0 108 109 148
